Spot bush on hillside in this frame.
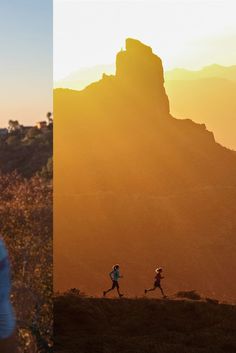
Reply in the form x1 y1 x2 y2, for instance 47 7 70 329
176 290 201 300
0 127 52 178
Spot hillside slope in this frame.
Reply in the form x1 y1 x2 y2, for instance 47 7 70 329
0 127 53 178
165 77 236 149
54 295 236 353
54 64 115 90
54 38 236 300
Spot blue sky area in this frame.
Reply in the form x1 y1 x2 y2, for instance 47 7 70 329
0 0 52 127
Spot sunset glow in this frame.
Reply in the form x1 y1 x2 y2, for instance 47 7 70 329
54 0 236 80
0 0 52 127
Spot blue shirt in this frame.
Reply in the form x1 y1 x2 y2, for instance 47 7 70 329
112 269 120 281
0 240 7 262
0 238 16 339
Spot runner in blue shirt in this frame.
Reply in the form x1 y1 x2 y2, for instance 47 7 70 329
103 264 124 298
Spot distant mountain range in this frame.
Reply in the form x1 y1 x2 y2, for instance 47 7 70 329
54 64 115 91
165 64 236 81
165 65 236 150
55 64 236 150
54 39 236 300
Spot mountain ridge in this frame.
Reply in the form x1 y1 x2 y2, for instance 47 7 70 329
165 64 236 81
54 60 236 149
54 63 236 90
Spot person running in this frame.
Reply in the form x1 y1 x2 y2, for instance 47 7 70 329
144 267 167 298
0 236 18 353
103 264 124 298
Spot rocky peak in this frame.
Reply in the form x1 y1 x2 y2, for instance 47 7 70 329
115 38 170 116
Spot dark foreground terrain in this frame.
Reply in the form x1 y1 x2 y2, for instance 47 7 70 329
54 294 236 353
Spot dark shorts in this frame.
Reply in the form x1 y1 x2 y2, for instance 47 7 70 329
112 280 119 289
154 280 161 288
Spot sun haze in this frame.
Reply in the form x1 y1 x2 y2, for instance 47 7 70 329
54 0 236 81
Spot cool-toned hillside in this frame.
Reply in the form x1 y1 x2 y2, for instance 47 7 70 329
54 295 236 353
54 38 236 300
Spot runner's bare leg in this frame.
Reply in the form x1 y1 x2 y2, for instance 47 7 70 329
159 285 166 297
145 286 156 292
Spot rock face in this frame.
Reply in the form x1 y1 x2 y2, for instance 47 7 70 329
54 39 236 300
116 38 170 117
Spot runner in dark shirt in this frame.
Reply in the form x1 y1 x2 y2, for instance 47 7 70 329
145 267 166 298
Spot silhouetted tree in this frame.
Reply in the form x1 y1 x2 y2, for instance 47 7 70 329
8 119 21 133
46 112 53 124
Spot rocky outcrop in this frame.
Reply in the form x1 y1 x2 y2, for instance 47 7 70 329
115 38 170 117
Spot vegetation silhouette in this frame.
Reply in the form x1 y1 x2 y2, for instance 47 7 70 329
0 117 53 178
0 173 52 352
0 116 53 352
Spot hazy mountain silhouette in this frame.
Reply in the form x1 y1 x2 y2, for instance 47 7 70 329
165 65 236 149
55 63 236 150
165 64 236 81
54 64 236 90
54 38 236 300
54 64 115 90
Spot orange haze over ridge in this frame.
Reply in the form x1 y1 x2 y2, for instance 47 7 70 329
54 39 236 301
165 65 236 150
55 64 236 150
